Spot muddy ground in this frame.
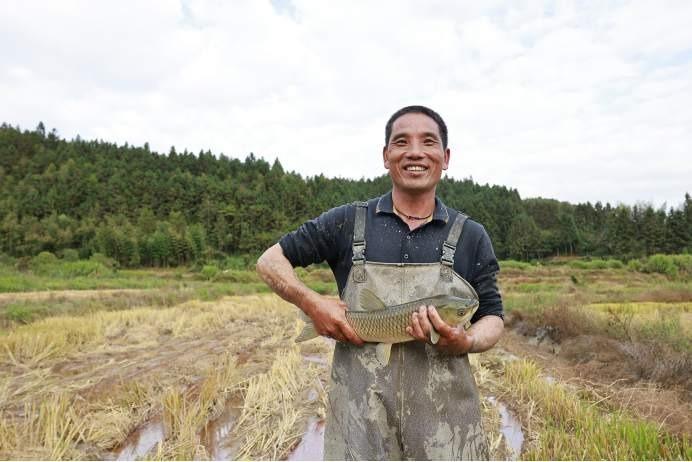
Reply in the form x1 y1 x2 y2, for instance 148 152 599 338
1 287 689 459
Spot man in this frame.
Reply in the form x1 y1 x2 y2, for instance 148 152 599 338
256 105 504 460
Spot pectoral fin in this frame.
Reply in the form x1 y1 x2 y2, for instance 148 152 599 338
375 343 392 365
430 328 440 345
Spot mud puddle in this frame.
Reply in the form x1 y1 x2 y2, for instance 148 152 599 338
114 399 244 461
201 401 243 460
287 416 325 460
114 417 165 460
487 396 524 460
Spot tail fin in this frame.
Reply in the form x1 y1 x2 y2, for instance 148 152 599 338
295 311 319 342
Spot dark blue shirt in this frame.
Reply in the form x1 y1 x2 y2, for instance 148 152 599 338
279 191 503 323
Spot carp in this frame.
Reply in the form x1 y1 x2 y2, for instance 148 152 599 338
295 288 479 365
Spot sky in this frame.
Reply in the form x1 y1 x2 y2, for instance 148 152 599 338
1 0 691 208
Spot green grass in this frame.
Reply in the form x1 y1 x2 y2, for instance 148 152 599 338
499 259 535 270
568 258 625 270
502 360 690 460
502 292 566 313
0 265 173 292
512 282 565 293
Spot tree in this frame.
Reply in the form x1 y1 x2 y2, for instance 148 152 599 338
507 213 541 260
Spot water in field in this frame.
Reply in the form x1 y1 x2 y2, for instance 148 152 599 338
287 416 325 461
115 418 165 461
487 397 524 460
201 401 243 460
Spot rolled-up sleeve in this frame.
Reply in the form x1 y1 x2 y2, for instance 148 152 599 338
469 228 504 323
279 205 350 268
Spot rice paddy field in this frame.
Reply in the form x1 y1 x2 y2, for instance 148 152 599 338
0 257 690 460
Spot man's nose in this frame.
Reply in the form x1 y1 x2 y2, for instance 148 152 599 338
407 141 425 157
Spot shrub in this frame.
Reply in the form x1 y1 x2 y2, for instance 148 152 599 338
32 251 58 267
640 254 678 278
58 249 80 261
607 259 624 269
627 259 643 272
200 264 219 281
5 304 34 324
0 253 15 267
222 255 251 270
89 253 118 270
670 254 692 276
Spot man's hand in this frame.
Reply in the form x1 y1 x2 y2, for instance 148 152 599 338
256 244 363 346
406 305 474 355
304 294 364 346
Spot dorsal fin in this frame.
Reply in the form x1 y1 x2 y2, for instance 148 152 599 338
359 288 387 311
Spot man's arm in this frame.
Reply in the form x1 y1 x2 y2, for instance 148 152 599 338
256 244 363 345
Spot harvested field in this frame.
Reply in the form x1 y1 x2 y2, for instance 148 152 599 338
0 263 690 460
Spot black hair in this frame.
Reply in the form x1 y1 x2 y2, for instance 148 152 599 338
384 105 448 149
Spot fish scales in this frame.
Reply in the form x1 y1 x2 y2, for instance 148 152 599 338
346 300 439 343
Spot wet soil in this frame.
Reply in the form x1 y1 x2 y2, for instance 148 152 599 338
498 329 692 436
4 288 688 459
287 417 325 461
486 397 523 460
112 418 165 461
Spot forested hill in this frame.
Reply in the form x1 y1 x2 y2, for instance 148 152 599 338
1 123 690 266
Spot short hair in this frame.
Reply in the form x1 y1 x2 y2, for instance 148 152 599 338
384 105 448 149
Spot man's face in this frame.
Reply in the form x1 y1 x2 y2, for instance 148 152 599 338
383 112 450 195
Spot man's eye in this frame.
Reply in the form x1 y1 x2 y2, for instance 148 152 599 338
424 139 436 145
394 139 407 146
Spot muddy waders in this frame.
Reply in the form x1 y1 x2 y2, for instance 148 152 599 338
324 203 488 460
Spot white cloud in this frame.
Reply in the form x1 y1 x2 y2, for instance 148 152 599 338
1 0 690 208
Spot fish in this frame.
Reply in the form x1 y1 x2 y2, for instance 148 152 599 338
295 288 479 365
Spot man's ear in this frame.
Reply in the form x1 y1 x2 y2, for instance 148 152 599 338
383 146 390 169
443 148 450 170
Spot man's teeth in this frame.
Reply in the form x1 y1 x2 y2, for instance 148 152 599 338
405 166 427 171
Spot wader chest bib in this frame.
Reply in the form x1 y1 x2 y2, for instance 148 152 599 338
324 203 488 460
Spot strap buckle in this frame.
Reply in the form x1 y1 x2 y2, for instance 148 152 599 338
352 240 366 263
441 242 455 266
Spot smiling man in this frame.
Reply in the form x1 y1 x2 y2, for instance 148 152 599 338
257 105 504 460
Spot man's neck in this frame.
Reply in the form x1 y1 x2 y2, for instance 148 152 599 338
391 188 436 220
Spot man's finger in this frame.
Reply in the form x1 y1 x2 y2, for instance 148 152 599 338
426 306 454 337
409 312 426 340
340 322 364 346
328 330 345 342
416 305 433 336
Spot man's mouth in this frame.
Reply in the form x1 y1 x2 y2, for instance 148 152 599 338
404 165 428 172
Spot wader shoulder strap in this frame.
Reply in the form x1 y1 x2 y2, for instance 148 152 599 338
441 211 468 267
351 201 368 264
